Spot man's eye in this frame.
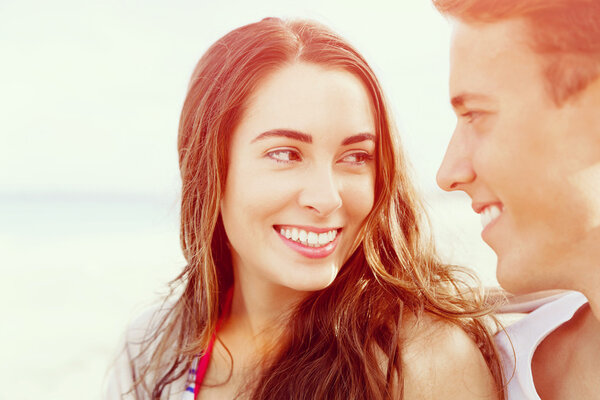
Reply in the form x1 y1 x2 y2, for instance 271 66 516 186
339 152 374 165
266 149 302 163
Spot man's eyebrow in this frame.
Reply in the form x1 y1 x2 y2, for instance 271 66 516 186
451 93 493 109
251 129 312 144
341 133 376 146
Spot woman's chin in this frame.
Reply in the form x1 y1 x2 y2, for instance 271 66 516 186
276 263 340 293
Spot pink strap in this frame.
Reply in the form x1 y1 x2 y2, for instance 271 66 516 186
193 289 234 397
193 331 217 395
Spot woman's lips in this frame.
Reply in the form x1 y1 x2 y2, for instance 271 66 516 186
274 226 340 259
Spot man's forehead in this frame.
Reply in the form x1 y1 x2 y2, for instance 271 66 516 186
450 18 532 69
448 18 542 101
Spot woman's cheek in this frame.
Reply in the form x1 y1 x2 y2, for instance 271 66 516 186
342 173 375 220
246 170 304 211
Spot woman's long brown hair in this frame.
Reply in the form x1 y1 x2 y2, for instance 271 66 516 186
129 18 505 399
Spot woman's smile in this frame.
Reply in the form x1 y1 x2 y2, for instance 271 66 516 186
274 225 341 259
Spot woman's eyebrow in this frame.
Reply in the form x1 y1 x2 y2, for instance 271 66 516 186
250 130 375 145
251 129 312 143
341 133 376 146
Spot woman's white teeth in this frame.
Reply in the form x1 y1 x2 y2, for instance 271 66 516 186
481 205 502 229
299 229 307 243
279 227 337 247
318 233 329 245
307 232 318 245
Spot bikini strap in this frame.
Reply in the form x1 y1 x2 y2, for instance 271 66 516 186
192 288 234 397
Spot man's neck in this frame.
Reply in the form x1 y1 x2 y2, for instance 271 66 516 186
532 303 600 400
572 226 600 321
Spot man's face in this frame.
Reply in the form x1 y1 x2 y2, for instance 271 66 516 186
437 19 600 294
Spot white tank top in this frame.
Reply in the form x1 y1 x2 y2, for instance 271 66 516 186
495 291 588 399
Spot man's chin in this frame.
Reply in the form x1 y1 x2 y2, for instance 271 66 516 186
495 255 538 295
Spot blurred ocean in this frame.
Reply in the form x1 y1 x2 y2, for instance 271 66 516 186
1 193 186 400
0 191 496 400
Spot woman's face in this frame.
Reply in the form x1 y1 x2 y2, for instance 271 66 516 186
220 62 376 295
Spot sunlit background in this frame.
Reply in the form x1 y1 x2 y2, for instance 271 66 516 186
0 0 497 398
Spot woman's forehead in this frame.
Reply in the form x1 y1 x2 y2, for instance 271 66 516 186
235 62 377 143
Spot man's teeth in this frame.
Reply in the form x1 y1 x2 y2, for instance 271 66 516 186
279 227 338 247
481 205 502 229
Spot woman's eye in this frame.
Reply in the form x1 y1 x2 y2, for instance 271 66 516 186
266 149 302 163
339 152 374 165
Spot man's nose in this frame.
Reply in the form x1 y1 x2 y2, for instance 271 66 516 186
436 129 476 192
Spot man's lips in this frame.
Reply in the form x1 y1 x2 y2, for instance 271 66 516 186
472 201 504 214
472 202 504 231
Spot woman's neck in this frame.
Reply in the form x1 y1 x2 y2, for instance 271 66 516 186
224 272 307 352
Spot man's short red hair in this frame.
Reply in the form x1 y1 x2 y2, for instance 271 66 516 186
433 0 600 104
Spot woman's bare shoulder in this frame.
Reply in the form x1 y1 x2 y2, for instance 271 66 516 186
400 311 498 400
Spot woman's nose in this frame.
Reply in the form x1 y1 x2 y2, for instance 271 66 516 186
297 167 342 217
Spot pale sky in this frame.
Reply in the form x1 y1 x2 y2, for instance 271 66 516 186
1 0 455 197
